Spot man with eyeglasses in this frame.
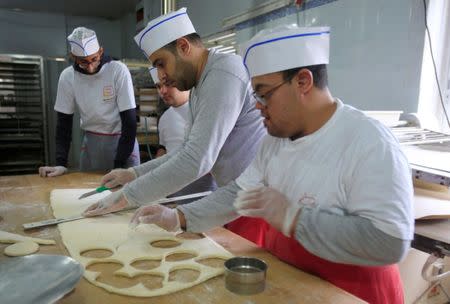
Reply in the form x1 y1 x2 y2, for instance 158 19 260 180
39 27 140 177
150 67 217 203
118 25 414 304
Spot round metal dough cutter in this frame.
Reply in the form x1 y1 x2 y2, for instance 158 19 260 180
0 254 83 304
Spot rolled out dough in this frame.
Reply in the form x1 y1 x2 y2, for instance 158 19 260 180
0 230 55 245
4 241 39 256
51 189 233 297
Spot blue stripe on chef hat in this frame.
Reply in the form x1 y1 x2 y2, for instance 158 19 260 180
243 30 330 71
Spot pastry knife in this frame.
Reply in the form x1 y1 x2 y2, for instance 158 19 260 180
23 191 212 230
78 185 111 199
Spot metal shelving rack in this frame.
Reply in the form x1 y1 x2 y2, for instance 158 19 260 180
392 127 450 145
0 54 48 175
122 59 164 162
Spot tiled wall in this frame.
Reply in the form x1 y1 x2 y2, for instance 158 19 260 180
235 0 426 113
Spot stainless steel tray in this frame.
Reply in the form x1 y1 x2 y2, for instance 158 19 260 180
0 254 83 304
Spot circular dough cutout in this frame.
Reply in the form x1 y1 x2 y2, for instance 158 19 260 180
4 241 39 256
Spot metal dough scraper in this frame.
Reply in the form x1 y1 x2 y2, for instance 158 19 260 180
0 254 83 304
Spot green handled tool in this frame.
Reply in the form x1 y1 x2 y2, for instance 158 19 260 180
78 185 111 199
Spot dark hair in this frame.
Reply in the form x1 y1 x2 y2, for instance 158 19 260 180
162 33 203 53
282 64 328 89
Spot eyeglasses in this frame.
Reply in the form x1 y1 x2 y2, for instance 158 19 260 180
252 79 290 106
77 55 101 68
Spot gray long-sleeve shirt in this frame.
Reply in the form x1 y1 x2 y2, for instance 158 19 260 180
178 100 413 266
123 50 266 205
178 181 410 266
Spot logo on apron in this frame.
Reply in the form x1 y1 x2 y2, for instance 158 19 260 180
103 85 114 101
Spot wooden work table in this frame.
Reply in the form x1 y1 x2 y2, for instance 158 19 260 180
0 173 365 303
413 219 450 256
412 186 450 256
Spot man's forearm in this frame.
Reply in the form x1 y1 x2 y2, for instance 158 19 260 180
295 206 411 266
55 112 73 166
114 109 137 168
178 181 241 233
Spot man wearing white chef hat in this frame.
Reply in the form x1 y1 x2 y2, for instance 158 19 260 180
39 27 140 177
83 8 266 224
149 67 217 203
116 25 414 304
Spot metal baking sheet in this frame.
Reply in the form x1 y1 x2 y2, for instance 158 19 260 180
0 254 83 304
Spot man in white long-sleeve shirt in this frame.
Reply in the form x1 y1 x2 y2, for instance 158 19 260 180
124 26 414 304
84 8 265 216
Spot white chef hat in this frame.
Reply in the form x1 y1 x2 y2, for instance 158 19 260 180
134 7 196 59
67 27 100 57
240 25 330 77
149 67 160 84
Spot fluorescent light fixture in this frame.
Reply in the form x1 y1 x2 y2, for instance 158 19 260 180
206 32 236 43
220 49 236 54
216 46 235 52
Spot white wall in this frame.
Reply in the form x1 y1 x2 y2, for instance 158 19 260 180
0 1 428 113
0 1 430 162
0 9 123 58
233 0 426 113
140 0 427 114
120 12 144 60
176 0 268 36
0 9 66 57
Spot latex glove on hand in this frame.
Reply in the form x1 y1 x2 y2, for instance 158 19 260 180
83 189 135 217
234 187 301 237
38 166 67 177
101 168 137 188
129 204 181 232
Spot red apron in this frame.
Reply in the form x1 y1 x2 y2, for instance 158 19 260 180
226 217 404 304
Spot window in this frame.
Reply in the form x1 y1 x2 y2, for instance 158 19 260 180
418 0 450 133
203 29 237 54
